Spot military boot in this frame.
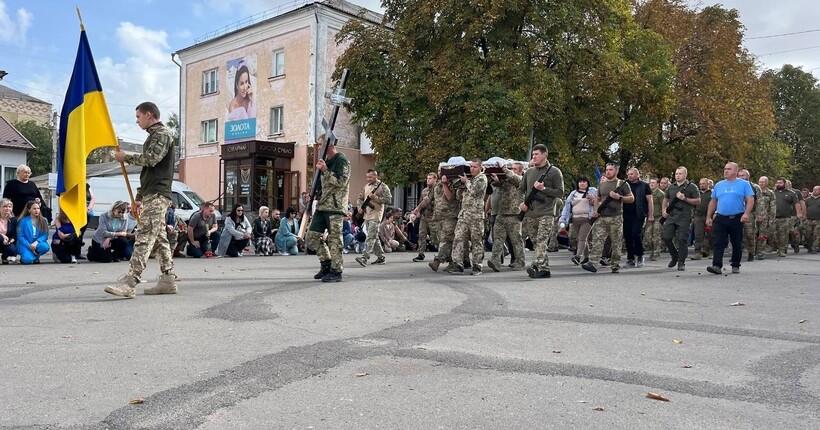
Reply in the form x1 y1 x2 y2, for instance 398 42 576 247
428 259 441 272
145 274 178 295
105 275 138 299
321 270 343 282
314 261 331 279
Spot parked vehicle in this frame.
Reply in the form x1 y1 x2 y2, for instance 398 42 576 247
88 174 221 222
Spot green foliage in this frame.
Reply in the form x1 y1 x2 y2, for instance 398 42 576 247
337 0 784 184
761 65 820 187
14 120 53 176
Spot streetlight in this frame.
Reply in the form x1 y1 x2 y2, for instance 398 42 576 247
0 71 8 80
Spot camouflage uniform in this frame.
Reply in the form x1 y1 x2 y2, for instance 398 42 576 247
488 167 524 270
167 213 187 255
416 185 437 257
754 187 776 258
805 195 820 252
742 183 762 256
520 163 564 273
308 151 351 274
587 179 632 271
431 181 459 265
547 198 565 251
106 121 176 299
772 188 799 256
357 181 392 262
692 189 712 258
451 173 488 271
643 188 665 260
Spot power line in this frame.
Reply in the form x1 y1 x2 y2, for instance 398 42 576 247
746 29 820 40
758 45 820 57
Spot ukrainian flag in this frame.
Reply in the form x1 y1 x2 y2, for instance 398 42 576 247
57 29 117 228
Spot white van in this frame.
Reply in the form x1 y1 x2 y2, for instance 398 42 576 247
88 174 222 222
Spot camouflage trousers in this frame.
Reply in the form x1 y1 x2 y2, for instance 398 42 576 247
642 220 663 258
434 217 458 263
692 215 712 256
125 194 174 281
743 218 758 255
523 215 555 271
490 215 524 269
754 216 773 257
772 218 793 254
360 219 384 260
452 217 485 269
806 219 820 250
308 212 344 272
588 215 623 269
547 216 562 251
417 216 437 256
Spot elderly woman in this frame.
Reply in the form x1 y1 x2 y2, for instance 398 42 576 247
0 198 18 264
216 204 252 257
16 200 50 264
2 165 45 218
558 175 598 266
275 207 300 255
252 206 275 256
87 201 129 263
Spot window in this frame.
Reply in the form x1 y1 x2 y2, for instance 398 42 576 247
271 50 285 77
202 68 218 95
269 107 284 135
201 119 217 143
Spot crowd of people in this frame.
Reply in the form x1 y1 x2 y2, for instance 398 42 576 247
2 147 818 283
344 146 819 278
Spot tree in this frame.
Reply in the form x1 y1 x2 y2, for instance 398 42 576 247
634 0 779 179
166 112 181 161
336 0 673 183
761 65 820 187
14 120 53 176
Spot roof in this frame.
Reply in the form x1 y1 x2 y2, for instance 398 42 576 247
179 0 383 53
0 84 51 106
0 115 36 151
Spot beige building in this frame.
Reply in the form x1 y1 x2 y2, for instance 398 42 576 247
0 84 52 125
174 0 380 212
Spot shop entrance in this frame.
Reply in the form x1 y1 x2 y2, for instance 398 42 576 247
220 140 297 213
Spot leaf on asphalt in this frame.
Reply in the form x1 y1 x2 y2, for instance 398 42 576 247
404 316 411 322
552 350 562 354
730 302 745 306
681 364 693 369
25 281 35 284
798 319 807 324
593 406 605 411
355 372 368 378
129 398 145 404
646 392 670 402
62 335 72 339
588 304 595 307
577 400 587 403
672 339 683 344
640 293 646 296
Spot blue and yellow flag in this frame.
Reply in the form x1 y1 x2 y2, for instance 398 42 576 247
57 28 117 228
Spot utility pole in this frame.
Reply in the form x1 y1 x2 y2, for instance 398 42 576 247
51 111 59 172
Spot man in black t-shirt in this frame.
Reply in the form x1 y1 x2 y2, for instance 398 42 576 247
622 167 653 268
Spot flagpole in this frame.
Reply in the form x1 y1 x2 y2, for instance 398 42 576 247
75 6 139 223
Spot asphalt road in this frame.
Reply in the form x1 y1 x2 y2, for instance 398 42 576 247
1 248 818 429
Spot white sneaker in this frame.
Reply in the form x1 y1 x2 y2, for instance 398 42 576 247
280 251 289 256
52 253 59 263
7 256 17 263
71 256 78 264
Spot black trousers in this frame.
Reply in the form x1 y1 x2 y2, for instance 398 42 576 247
711 213 744 268
623 213 646 260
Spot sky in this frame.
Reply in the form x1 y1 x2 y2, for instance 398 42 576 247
0 0 818 144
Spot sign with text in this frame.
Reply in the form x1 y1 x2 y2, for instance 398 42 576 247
225 55 257 141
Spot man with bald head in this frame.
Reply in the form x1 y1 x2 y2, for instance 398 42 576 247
755 176 776 259
705 162 754 275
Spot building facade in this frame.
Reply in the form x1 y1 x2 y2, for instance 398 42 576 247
175 0 380 213
0 85 51 195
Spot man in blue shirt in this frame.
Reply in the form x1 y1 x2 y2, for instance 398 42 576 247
705 162 754 274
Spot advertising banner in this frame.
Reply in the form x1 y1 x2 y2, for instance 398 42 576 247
225 55 257 141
